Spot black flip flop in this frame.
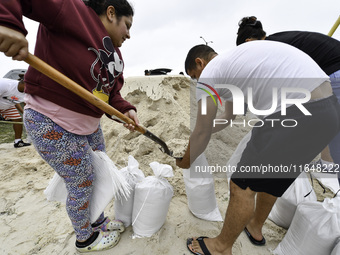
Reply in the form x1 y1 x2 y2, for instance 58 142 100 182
186 236 212 255
244 227 266 246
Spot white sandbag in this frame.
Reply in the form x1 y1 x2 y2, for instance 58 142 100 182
331 239 340 255
273 197 340 255
44 171 68 203
224 131 252 198
227 130 252 178
268 171 317 229
114 155 145 227
132 162 174 237
183 153 222 221
44 150 130 223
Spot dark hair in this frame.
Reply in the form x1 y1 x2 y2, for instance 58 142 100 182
236 16 266 46
185 45 217 74
84 0 134 18
18 74 25 81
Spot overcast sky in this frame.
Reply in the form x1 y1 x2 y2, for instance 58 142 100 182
0 0 340 78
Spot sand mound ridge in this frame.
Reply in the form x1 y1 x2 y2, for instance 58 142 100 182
102 75 192 196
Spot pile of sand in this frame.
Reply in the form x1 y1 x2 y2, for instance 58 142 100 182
0 75 334 255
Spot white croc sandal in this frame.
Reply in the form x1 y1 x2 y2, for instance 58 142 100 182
76 230 120 253
93 217 125 233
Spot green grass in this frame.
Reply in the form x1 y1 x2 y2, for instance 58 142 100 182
0 122 27 144
0 122 15 143
0 104 27 144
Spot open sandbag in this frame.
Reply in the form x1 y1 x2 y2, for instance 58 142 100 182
132 162 174 237
273 197 340 255
114 155 145 227
226 130 252 177
183 153 222 221
44 150 130 223
310 171 340 194
44 171 67 203
224 130 252 199
268 171 317 229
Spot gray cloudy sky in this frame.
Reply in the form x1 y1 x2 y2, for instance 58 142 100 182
0 0 340 78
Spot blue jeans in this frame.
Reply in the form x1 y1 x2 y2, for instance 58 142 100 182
328 70 340 184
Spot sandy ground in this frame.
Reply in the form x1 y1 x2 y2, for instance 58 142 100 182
0 75 336 255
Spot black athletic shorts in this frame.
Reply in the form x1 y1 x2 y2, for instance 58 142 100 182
231 94 340 197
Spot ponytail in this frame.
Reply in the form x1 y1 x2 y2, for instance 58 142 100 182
236 16 266 46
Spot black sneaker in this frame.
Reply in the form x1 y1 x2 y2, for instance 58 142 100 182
14 140 31 148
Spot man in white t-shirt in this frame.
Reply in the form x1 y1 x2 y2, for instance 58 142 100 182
177 41 340 255
0 73 31 148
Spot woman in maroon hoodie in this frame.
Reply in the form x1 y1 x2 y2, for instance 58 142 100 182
0 0 139 252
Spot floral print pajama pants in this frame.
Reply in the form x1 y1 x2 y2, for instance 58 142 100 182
24 108 105 241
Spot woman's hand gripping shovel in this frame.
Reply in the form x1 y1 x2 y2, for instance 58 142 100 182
25 53 181 159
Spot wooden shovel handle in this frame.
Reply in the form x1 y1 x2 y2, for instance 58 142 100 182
24 53 146 134
328 16 340 37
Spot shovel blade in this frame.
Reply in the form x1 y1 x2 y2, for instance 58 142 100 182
143 130 179 158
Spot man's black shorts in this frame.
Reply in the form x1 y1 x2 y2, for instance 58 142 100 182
231 94 340 197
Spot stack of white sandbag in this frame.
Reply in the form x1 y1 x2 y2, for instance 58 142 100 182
44 150 131 223
183 153 223 221
132 161 174 238
268 171 317 229
114 155 145 227
273 197 340 255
